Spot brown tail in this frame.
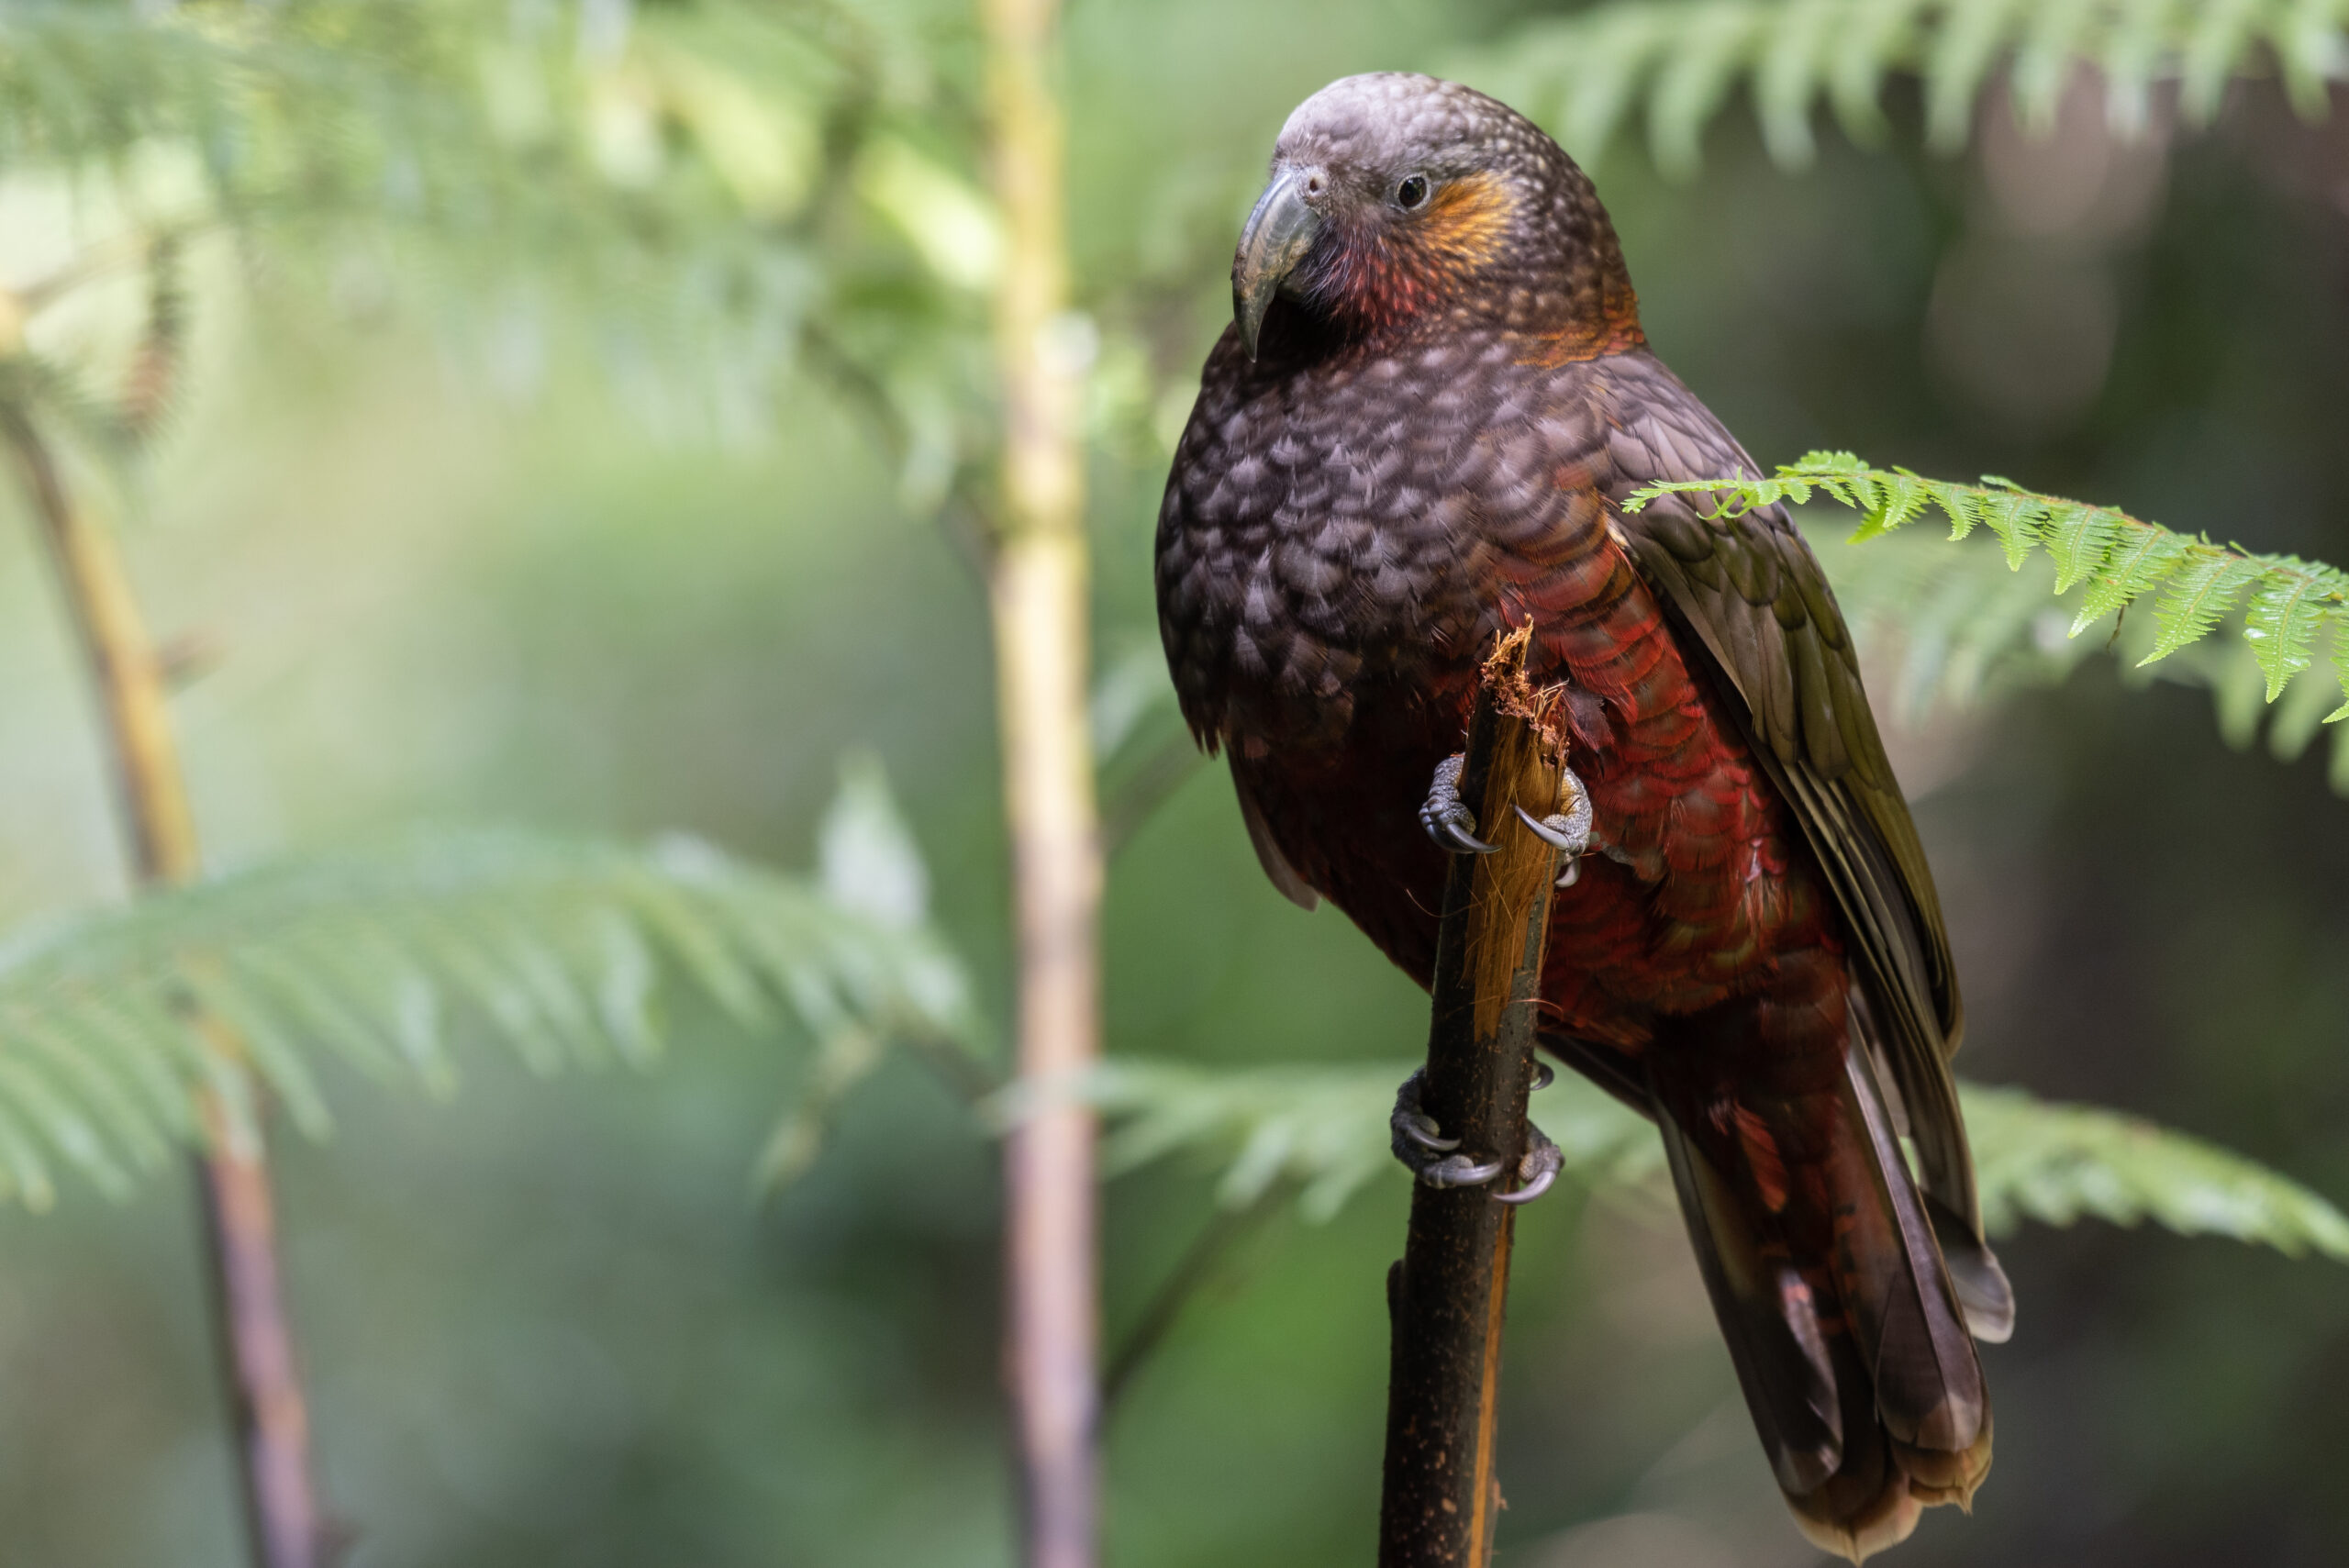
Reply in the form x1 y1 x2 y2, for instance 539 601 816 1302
1649 997 1995 1561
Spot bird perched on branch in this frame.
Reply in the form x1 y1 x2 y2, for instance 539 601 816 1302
1155 72 2012 1560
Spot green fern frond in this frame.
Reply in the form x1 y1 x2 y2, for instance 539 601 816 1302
2143 547 2267 663
1627 453 2349 740
2331 623 2349 724
1061 1057 2349 1260
1963 1084 2349 1255
0 803 979 1210
1461 0 2346 172
2243 558 2349 699
1798 521 2073 721
2068 524 2194 637
0 353 138 467
0 0 964 439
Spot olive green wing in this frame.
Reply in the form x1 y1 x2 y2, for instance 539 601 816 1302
1596 355 2009 1336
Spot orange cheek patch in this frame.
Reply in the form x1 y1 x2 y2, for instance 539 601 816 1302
1420 172 1514 272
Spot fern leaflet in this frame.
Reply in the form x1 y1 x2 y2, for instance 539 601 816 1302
2143 548 2268 664
2243 560 2348 700
1459 0 2346 172
0 775 980 1210
1626 451 2349 724
2069 524 2194 637
1061 1058 2349 1262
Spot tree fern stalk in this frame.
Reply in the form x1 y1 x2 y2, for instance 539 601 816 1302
981 1 1106 1565
0 338 328 1568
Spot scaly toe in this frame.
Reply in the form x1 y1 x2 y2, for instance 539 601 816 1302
1398 1113 1458 1153
1492 1123 1564 1207
1419 753 1497 855
1421 1153 1508 1189
1423 808 1495 856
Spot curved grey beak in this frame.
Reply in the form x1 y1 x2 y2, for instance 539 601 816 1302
1232 165 1323 360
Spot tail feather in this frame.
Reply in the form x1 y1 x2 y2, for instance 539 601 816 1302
1832 1044 1985 1455
1926 1195 2016 1344
1852 987 2017 1346
1650 1005 1995 1562
1657 1110 1841 1494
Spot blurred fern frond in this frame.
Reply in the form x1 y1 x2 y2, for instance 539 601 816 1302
1066 1058 1661 1222
1962 1084 2349 1255
1802 520 2086 725
1809 522 2349 787
1063 1058 2349 1260
1463 0 2349 174
0 772 979 1211
1630 452 2349 787
0 0 983 441
1091 641 1204 854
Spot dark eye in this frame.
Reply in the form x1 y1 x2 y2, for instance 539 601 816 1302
1395 174 1429 209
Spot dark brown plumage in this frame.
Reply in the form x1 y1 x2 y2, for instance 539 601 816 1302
1155 73 2012 1559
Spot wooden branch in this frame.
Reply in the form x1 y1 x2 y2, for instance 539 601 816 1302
1378 628 1570 1568
0 394 327 1568
980 1 1104 1565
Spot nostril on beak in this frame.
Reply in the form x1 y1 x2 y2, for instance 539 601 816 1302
1305 173 1326 196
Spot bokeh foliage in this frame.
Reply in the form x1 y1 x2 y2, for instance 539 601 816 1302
0 1 2345 1565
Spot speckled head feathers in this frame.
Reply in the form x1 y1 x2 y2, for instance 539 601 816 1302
1238 73 1644 357
1273 73 1561 196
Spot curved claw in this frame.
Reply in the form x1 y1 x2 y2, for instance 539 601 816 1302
1397 1114 1459 1153
1491 1124 1564 1206
1419 753 1498 855
1493 1167 1558 1206
1514 803 1590 855
1530 1061 1554 1092
1425 814 1496 855
1555 856 1581 888
1420 1153 1507 1189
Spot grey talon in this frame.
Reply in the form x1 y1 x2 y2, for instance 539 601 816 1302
1400 1115 1458 1152
1493 1167 1557 1205
1393 1068 1486 1182
1436 819 1497 855
1419 753 1497 855
1514 803 1586 852
1492 1125 1564 1206
1421 1154 1507 1188
1530 1062 1553 1091
1391 1069 1458 1170
1517 766 1596 867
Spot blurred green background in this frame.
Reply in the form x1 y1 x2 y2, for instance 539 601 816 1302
1 1 2346 1565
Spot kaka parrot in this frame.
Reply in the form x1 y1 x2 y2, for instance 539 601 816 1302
1154 73 2014 1559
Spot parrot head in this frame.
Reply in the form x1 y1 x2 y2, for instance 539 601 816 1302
1232 72 1642 361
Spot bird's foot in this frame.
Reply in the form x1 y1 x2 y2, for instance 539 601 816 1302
1492 1123 1564 1206
1419 753 1597 884
1419 753 1494 855
1515 764 1595 887
1389 1066 1565 1203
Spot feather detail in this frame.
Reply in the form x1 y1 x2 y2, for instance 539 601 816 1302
1155 74 2010 1558
1650 988 1992 1561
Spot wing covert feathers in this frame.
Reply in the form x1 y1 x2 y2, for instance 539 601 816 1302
1601 354 2010 1325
